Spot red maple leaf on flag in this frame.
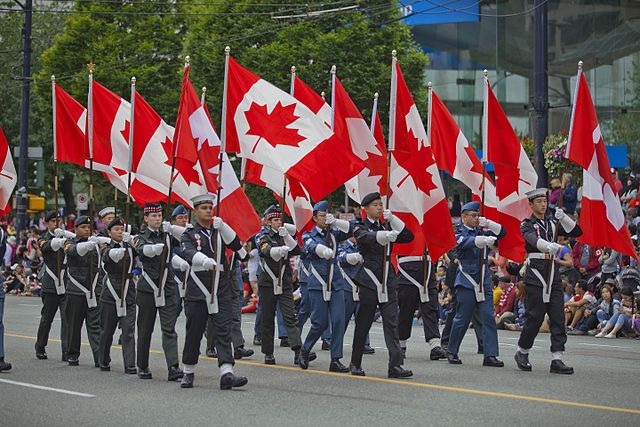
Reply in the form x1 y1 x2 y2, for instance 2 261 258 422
160 136 202 186
120 120 130 144
494 165 532 199
395 129 437 196
364 150 388 192
199 142 221 191
246 102 305 153
288 177 309 202
463 144 484 176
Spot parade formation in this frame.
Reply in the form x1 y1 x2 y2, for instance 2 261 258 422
0 42 638 402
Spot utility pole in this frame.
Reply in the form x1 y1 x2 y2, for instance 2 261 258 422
15 0 33 234
533 0 549 187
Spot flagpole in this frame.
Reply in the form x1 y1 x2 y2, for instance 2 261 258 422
369 92 379 133
51 75 62 288
87 63 96 300
423 82 434 298
381 49 398 300
478 70 490 295
120 76 136 311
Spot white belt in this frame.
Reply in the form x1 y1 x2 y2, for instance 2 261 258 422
527 253 553 260
67 273 98 308
527 253 554 303
261 259 284 295
397 256 430 303
141 269 166 307
103 247 133 317
458 264 485 302
337 263 359 302
189 268 218 314
45 262 66 295
309 263 333 302
175 269 189 299
363 267 388 303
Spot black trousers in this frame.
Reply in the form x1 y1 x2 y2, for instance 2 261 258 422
518 284 566 353
35 293 68 356
351 285 403 369
441 292 483 351
259 285 302 356
65 294 101 363
136 291 179 370
206 276 244 350
99 302 135 369
397 283 440 343
182 298 233 367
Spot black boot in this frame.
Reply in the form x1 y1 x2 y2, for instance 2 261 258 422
180 373 194 388
483 356 504 367
253 334 262 346
0 359 12 372
280 337 290 347
67 357 79 366
234 346 254 360
61 352 68 362
401 347 407 358
168 365 184 381
514 351 532 371
349 362 365 376
297 347 310 369
264 354 276 365
220 373 248 390
35 349 48 360
206 348 217 358
447 353 462 365
388 366 413 378
329 359 349 373
125 366 137 375
362 345 375 354
321 339 331 351
550 359 574 375
138 368 152 379
430 346 447 360
100 364 111 372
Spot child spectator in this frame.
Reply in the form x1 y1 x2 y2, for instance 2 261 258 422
504 282 527 331
495 277 516 327
565 280 597 331
595 284 621 329
595 288 635 338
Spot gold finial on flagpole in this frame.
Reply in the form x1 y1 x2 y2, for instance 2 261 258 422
202 86 206 94
291 66 296 74
225 46 231 55
87 62 95 75
483 69 488 78
392 49 397 57
51 75 55 83
427 81 432 89
578 60 583 70
374 92 379 100
185 55 190 64
321 91 326 101
131 76 136 85
331 65 336 75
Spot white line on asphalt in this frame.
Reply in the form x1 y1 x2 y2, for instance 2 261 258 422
18 303 39 306
0 379 96 398
579 343 633 349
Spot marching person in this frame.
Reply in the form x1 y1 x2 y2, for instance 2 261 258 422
179 194 248 390
64 215 105 367
35 210 69 361
257 204 313 366
446 202 506 367
170 204 189 317
299 201 352 372
515 188 582 374
97 207 116 237
395 248 448 361
98 217 137 374
134 203 183 381
349 192 413 378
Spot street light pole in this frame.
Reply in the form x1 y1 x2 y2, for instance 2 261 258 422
533 0 549 187
16 0 33 234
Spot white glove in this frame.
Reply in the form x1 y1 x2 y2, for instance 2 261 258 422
278 226 288 237
109 248 126 263
76 241 96 256
346 252 363 265
202 257 216 271
325 214 336 225
171 254 190 272
383 209 393 221
474 235 497 248
89 236 111 245
333 218 350 233
218 222 238 245
162 221 171 233
548 242 563 256
479 217 502 235
169 224 186 240
269 245 289 261
152 243 165 256
376 231 393 246
212 216 224 230
55 228 76 239
536 239 562 255
554 207 566 220
555 208 576 232
315 244 334 260
284 223 297 236
387 230 399 242
51 237 66 252
283 233 298 251
383 210 405 232
122 232 131 243
192 252 215 270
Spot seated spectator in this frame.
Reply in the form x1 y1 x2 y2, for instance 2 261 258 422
595 283 620 329
563 279 574 303
3 264 28 294
565 280 597 331
438 283 453 323
596 288 635 338
504 282 527 331
572 241 602 280
599 248 621 286
557 235 577 284
495 277 516 328
492 275 502 309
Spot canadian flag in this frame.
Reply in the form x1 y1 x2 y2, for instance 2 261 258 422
565 67 637 259
292 75 331 128
0 128 17 214
482 77 538 262
388 57 455 260
174 65 261 241
225 56 364 201
53 83 87 166
333 76 388 204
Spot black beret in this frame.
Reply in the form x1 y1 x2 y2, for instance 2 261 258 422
45 211 60 222
74 215 90 227
361 192 381 207
107 217 125 230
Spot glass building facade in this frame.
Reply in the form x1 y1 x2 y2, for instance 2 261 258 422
405 0 640 168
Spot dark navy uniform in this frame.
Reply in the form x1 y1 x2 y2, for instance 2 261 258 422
35 211 69 360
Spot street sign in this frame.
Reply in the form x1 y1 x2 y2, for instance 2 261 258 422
13 146 43 159
76 192 88 210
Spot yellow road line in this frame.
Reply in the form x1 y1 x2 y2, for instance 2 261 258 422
5 332 640 415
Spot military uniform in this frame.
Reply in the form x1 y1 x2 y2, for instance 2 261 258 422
64 220 103 366
447 202 506 366
515 188 582 374
98 220 136 373
257 209 303 363
350 193 414 377
35 211 69 360
395 253 447 360
134 206 181 380
299 202 352 371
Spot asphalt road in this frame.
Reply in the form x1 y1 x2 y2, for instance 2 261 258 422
1 294 639 426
